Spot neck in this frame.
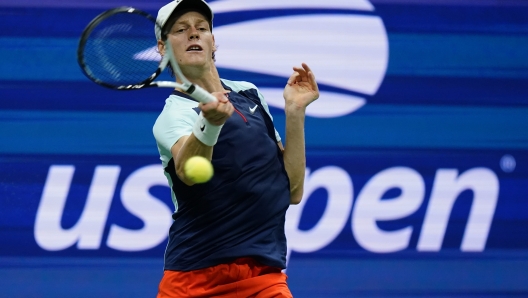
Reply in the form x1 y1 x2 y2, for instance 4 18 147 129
177 64 226 94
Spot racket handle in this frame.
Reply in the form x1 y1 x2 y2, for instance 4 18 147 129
187 84 218 104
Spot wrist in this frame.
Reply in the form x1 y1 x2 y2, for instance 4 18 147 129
284 102 306 116
192 113 223 146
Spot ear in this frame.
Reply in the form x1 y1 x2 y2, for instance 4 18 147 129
157 40 166 56
212 35 217 52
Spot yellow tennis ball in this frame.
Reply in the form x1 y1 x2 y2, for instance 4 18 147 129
184 156 214 183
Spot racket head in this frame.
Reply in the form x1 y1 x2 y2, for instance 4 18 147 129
77 7 167 90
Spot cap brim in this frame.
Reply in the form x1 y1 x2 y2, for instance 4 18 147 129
159 0 214 39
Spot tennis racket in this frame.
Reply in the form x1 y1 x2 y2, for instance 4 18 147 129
77 6 217 104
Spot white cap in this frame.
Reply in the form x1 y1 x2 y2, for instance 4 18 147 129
155 0 214 41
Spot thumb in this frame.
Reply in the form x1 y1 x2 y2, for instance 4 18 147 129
212 91 229 103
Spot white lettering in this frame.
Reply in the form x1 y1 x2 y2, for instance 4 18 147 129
286 167 353 257
106 165 173 251
417 168 499 252
35 165 119 250
352 167 425 253
34 164 499 254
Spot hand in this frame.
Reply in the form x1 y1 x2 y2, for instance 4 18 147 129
199 91 234 126
283 63 320 112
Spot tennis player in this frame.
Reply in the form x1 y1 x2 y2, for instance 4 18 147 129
153 0 319 297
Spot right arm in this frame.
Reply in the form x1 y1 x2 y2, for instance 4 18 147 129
172 92 234 186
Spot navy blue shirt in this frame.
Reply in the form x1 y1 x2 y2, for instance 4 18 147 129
153 79 290 271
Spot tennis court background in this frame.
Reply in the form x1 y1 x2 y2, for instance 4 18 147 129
1 0 528 297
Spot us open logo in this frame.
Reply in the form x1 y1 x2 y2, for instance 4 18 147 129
210 0 389 118
136 0 389 118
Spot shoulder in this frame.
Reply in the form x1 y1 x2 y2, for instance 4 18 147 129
165 93 200 110
221 78 265 102
221 79 259 93
156 94 199 119
221 79 281 142
153 94 199 139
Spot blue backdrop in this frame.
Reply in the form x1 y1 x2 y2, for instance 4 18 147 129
1 0 528 297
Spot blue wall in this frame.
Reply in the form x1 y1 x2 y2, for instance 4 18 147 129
1 0 527 297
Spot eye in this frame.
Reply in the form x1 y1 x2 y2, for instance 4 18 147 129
172 27 186 34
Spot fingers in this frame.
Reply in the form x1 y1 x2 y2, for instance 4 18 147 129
292 63 315 84
214 91 230 103
294 63 318 89
292 67 307 82
285 63 320 105
301 62 312 74
306 67 319 94
200 92 234 126
287 72 300 86
201 91 229 110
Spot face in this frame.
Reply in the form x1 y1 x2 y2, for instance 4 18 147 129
160 11 215 69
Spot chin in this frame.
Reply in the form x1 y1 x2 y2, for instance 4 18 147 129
183 54 207 64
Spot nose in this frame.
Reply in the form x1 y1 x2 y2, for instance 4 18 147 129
189 27 199 40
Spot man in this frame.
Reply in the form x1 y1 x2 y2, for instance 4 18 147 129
152 0 319 297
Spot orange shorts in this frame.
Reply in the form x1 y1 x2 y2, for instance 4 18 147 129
157 257 293 298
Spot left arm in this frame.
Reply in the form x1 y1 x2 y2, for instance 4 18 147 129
282 63 319 204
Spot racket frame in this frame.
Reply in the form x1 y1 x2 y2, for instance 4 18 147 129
77 7 216 104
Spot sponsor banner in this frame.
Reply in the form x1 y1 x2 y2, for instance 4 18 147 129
2 3 528 112
1 150 526 257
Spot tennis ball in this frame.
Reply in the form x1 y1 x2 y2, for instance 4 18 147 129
184 156 214 183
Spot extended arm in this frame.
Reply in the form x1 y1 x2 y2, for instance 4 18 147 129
172 92 234 186
282 63 319 204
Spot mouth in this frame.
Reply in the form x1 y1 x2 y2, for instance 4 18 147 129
186 45 203 52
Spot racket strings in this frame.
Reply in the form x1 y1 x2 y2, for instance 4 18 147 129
82 12 161 87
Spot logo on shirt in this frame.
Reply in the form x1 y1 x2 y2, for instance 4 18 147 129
249 104 258 114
